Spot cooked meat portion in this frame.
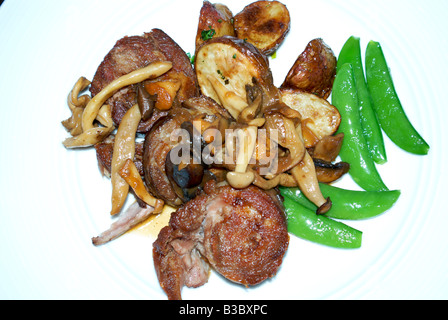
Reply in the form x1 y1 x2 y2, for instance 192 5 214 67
153 181 289 300
143 110 192 207
95 137 145 178
142 96 232 207
90 35 163 97
90 29 199 132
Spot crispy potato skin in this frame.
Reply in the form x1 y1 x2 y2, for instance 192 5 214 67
195 1 235 52
234 0 290 56
281 38 336 100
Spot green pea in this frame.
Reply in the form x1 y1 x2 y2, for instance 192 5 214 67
332 63 388 191
280 184 401 220
365 40 430 155
283 196 362 249
337 36 387 164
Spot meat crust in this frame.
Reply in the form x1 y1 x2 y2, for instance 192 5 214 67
153 182 289 300
90 29 199 132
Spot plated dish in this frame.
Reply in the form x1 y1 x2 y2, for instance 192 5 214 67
0 0 447 300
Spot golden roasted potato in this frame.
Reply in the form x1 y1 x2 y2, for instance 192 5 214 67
280 88 341 148
281 38 337 99
195 1 235 52
195 36 276 119
234 0 290 56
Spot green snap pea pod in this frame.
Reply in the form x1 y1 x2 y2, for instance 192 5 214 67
280 184 400 220
283 196 362 249
337 36 387 164
365 40 430 155
332 63 388 191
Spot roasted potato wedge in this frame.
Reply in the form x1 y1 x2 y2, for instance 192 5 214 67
195 36 276 119
234 0 290 56
280 88 341 148
195 1 235 52
281 38 336 99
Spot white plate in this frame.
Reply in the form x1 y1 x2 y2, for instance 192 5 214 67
0 0 447 300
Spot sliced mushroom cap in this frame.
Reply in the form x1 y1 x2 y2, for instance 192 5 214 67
314 159 350 184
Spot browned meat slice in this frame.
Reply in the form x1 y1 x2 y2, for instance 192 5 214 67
95 137 145 178
153 181 289 300
143 110 192 208
90 29 199 132
142 96 232 208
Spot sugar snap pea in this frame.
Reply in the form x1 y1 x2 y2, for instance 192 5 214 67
332 63 388 191
283 196 362 249
280 184 400 220
337 36 387 164
365 40 430 155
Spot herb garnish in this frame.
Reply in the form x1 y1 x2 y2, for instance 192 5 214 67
201 26 216 41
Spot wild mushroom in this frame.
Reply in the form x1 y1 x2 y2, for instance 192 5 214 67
206 75 248 119
238 80 263 124
251 168 297 190
309 133 345 163
313 159 350 184
119 158 164 213
226 126 257 189
165 148 207 202
263 103 306 176
82 61 173 132
62 77 116 148
136 83 157 121
110 104 142 215
290 152 332 214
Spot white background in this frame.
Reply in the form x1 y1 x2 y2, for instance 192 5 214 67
0 0 447 299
